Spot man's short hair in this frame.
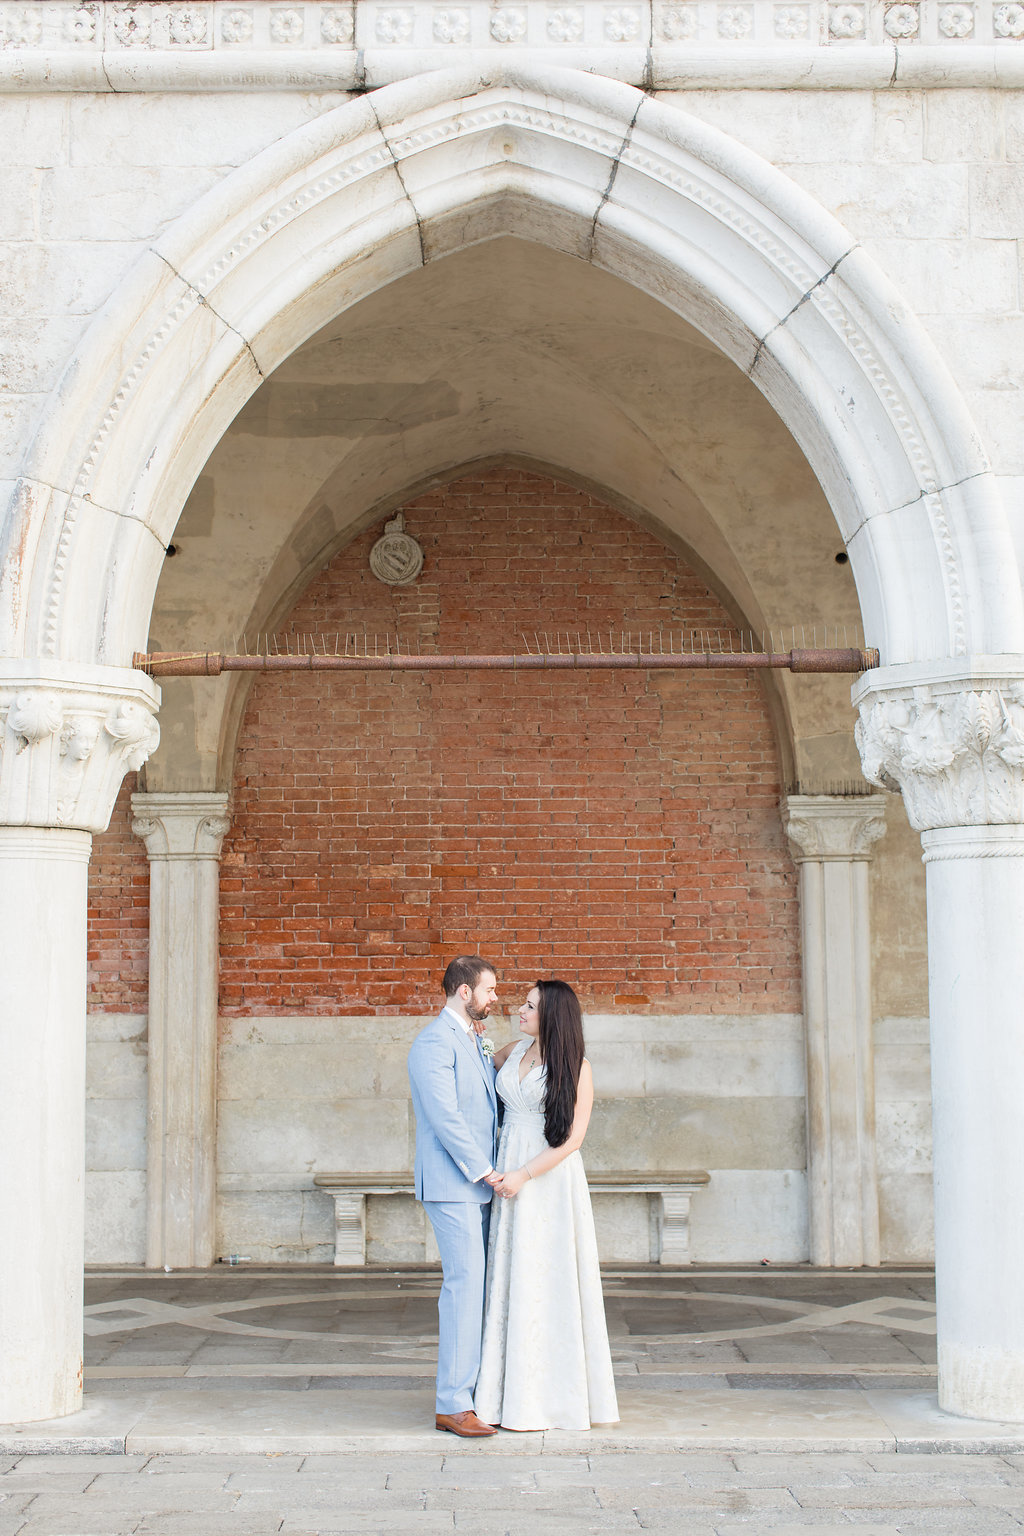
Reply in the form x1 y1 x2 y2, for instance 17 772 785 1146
443 955 496 997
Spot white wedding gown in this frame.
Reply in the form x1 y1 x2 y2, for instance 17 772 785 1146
475 1040 619 1431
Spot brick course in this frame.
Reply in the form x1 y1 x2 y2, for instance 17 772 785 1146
219 468 800 1015
88 772 149 1010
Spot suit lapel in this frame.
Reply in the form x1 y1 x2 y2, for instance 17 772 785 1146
446 1012 496 1103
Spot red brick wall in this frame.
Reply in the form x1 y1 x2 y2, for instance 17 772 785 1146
88 774 150 1010
220 468 800 1015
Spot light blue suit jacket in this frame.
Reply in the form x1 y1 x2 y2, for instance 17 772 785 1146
408 1009 498 1203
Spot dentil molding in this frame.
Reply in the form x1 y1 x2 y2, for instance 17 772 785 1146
0 664 160 832
854 666 1024 831
784 793 889 860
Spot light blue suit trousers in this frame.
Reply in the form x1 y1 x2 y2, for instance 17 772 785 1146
408 1009 498 1415
423 1199 491 1413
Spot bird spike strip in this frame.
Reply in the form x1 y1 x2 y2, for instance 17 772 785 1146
134 628 878 677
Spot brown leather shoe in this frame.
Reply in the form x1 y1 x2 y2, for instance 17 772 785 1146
435 1409 497 1437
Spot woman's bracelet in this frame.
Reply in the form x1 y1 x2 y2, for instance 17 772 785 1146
523 1164 533 1179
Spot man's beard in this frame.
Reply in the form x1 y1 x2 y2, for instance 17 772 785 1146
466 999 491 1023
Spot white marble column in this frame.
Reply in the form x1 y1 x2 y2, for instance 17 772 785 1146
856 660 1024 1421
784 795 888 1268
0 664 159 1422
132 792 230 1270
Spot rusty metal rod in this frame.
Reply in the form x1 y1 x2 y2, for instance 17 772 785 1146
133 647 878 678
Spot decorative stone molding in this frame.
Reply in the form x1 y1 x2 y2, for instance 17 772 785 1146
0 663 160 832
2 0 1024 80
854 664 1024 832
784 794 889 861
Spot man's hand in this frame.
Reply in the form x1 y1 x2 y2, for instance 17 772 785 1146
484 1170 503 1187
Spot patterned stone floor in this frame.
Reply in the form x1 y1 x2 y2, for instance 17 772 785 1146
5 1269 1024 1461
83 1268 939 1396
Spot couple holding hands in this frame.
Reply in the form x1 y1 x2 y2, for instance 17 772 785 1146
407 955 619 1436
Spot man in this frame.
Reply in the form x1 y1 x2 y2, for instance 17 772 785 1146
408 955 500 1437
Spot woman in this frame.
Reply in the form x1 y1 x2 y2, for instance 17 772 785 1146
474 979 619 1431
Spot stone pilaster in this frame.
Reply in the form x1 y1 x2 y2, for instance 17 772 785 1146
854 660 1024 1422
784 794 888 1269
132 792 230 1270
0 662 160 1423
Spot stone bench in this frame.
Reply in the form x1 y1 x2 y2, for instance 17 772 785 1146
313 1170 710 1266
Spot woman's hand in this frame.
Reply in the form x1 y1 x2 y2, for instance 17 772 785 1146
493 1167 531 1199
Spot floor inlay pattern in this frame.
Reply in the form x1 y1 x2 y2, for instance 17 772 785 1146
84 1269 937 1391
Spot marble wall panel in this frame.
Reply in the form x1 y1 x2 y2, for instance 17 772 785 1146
85 1015 147 1263
0 97 69 166
217 1098 411 1177
585 1094 807 1172
216 1189 335 1264
591 1193 654 1263
365 1193 431 1265
878 1172 935 1263
663 89 875 164
67 93 350 170
785 161 970 239
687 1170 808 1263
85 1171 146 1265
38 166 225 242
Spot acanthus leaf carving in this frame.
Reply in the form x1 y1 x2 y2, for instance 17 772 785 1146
0 670 160 833
7 693 63 753
855 681 1024 831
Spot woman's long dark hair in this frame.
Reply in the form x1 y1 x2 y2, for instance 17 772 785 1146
537 979 585 1148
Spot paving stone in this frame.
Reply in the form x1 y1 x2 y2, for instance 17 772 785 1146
794 1485 971 1508
14 1522 143 1536
282 1519 457 1535
427 1487 601 1512
448 1517 648 1535
87 1471 235 1494
714 1526 900 1536
843 1510 1024 1530
233 1488 428 1514
601 1485 798 1512
544 1453 736 1486
5 1455 151 1476
145 1454 305 1475
865 1452 1021 1475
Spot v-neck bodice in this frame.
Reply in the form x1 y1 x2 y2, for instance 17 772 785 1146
495 1039 546 1120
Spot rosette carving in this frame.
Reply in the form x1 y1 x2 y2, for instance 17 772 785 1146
856 683 1024 830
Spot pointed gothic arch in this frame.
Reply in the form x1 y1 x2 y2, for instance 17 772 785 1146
2 62 1020 674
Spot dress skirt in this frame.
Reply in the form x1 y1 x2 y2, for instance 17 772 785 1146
474 1044 619 1431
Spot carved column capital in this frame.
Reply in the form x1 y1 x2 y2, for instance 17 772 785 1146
783 794 889 861
853 660 1024 832
0 662 160 832
131 791 231 859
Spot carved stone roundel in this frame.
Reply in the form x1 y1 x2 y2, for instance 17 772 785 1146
369 513 424 586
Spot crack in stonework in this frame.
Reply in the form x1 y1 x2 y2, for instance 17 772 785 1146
153 252 265 381
588 97 643 261
887 469 989 516
889 45 900 87
99 52 120 94
370 96 426 267
748 245 858 377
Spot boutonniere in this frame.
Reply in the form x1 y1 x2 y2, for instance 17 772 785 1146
479 1036 495 1061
